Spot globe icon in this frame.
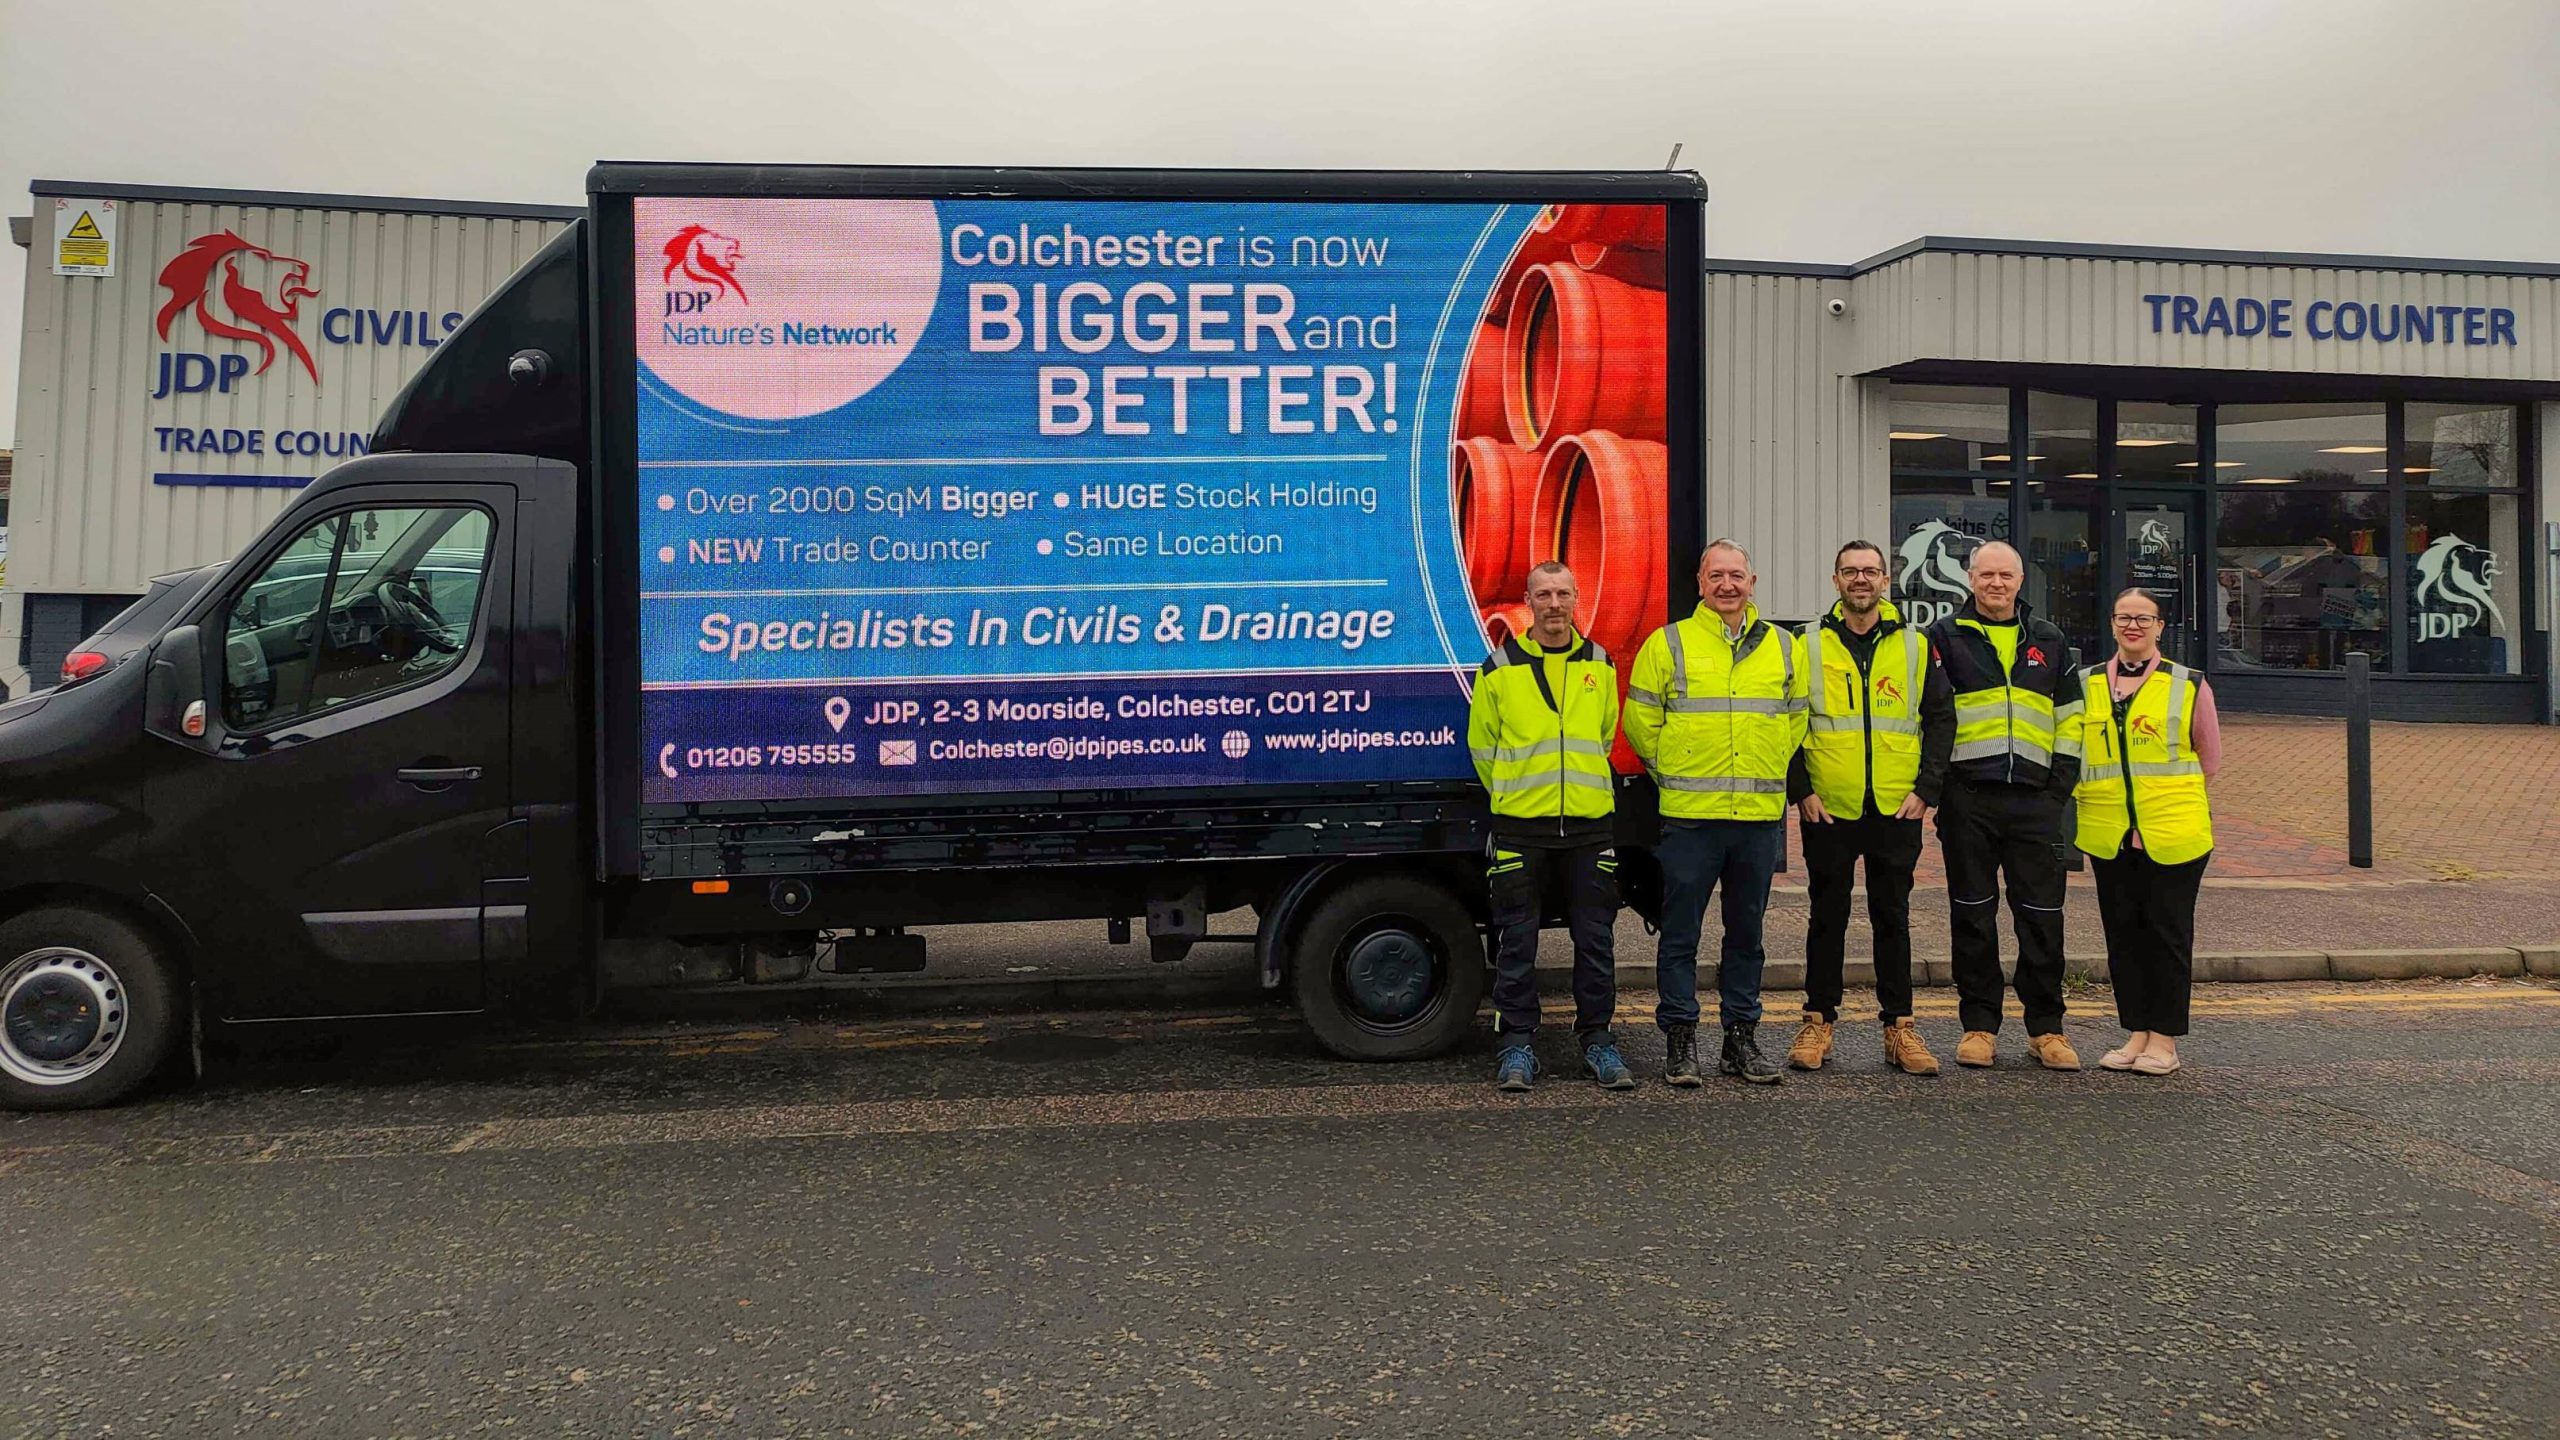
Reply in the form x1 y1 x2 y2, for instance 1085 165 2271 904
1221 730 1252 759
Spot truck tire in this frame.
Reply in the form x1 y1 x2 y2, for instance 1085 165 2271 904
0 907 183 1111
1289 876 1485 1062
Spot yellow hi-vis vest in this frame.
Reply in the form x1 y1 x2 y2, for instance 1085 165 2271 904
1949 617 2081 777
1799 602 1928 817
1468 631 1619 824
1625 603 1808 822
2071 662 2214 864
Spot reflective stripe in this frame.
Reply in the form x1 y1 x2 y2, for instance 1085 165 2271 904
1953 736 2053 764
1865 716 1922 736
1904 627 1926 715
1954 695 2009 720
1469 746 1497 765
1657 774 1786 794
1626 685 1664 708
1806 714 1862 734
2164 665 2190 764
1667 695 1792 714
2080 760 2124 784
1488 739 1561 764
1666 619 1690 700
2129 758 2204 777
1804 624 1829 717
1484 769 1613 795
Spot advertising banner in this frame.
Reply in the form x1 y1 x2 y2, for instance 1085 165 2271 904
633 196 1668 803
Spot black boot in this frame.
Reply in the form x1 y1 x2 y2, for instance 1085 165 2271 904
1720 1022 1783 1085
1662 1022 1703 1088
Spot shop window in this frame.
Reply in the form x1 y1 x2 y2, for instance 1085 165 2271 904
2025 482 2102 662
2026 393 2098 481
2214 489 2390 672
1888 385 2012 472
1888 478 2010 628
2114 402 2200 483
2215 402 2387 488
2406 403 2518 489
2405 490 2522 674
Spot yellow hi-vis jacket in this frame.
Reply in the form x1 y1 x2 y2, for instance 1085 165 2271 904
1798 600 1932 818
2070 661 2215 865
1624 603 1808 822
1468 630 1619 839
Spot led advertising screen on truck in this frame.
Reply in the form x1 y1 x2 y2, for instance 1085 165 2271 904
629 194 1672 804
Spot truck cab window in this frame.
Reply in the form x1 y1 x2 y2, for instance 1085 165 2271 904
221 506 495 730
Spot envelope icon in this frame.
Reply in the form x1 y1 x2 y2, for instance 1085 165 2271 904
878 739 918 766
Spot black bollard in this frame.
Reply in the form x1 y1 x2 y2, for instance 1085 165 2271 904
2346 650 2373 869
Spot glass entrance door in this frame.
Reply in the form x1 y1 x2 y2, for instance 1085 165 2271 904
2119 490 2206 667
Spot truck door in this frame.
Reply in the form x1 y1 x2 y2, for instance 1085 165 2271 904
141 478 517 1019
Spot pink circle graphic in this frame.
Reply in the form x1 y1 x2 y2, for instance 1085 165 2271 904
635 196 943 421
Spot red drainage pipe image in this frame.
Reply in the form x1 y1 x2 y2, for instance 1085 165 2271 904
1456 320 1508 443
1479 602 1534 648
1453 436 1541 603
1502 263 1667 450
1532 202 1668 254
1531 430 1668 660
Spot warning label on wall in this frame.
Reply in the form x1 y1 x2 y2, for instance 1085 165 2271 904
52 198 117 276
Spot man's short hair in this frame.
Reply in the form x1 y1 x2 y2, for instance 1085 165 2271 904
1525 560 1576 592
1833 539 1886 570
1966 539 2023 574
1703 538 1753 568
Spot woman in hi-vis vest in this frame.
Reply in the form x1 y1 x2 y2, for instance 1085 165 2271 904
2069 588 2222 1076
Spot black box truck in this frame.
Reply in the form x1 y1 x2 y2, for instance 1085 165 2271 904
0 164 1704 1108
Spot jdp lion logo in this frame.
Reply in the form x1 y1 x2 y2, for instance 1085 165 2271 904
1895 520 1976 602
154 231 321 385
1873 675 1906 706
2413 534 2505 638
2134 517 2174 558
2130 713 2165 743
662 225 749 304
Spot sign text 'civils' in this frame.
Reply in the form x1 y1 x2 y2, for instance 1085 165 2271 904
2142 294 2518 346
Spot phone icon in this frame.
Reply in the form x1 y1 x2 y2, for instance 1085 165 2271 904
658 743 679 779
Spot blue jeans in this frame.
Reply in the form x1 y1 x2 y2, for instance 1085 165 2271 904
1654 818 1782 1029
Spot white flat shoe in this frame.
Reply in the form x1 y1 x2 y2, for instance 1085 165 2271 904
2100 1045 2141 1071
2131 1053 2181 1076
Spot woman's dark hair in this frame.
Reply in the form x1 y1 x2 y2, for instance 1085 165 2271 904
2112 586 2162 615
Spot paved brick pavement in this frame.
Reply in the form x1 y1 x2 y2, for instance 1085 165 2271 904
1887 715 2560 886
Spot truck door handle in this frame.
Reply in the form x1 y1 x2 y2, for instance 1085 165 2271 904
398 765 483 790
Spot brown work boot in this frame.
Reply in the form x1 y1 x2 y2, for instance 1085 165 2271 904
1786 1012 1834 1071
1882 1018 1940 1076
1956 1030 1997 1068
2028 1032 2082 1071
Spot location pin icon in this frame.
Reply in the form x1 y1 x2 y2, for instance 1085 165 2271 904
824 696 851 734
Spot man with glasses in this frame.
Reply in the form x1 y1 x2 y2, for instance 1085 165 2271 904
1924 539 2085 1071
1784 541 1955 1075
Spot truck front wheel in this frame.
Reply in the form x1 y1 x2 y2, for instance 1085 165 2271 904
1288 877 1485 1062
0 907 182 1111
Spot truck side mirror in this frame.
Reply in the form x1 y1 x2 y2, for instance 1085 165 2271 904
144 624 215 749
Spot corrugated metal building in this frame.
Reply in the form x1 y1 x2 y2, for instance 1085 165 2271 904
1708 238 2560 721
4 181 577 694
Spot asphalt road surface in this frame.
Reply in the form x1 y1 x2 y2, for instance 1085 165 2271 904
7 979 2559 1438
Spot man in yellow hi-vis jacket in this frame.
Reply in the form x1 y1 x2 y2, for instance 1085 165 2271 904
1624 539 1809 1086
1469 561 1630 1093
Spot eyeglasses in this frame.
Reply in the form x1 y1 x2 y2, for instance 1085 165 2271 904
2111 614 2162 629
1835 566 1886 579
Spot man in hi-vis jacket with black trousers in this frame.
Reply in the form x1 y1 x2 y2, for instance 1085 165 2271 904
1469 561 1631 1095
1924 540 2085 1071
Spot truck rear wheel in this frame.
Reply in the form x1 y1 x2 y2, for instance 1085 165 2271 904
1289 877 1485 1062
0 907 182 1111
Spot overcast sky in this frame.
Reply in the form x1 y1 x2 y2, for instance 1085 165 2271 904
4 0 2556 448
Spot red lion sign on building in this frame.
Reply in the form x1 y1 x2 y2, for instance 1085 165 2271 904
153 231 322 386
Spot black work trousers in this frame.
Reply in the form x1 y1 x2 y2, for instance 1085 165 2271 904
1488 840 1619 1045
2090 844 2209 1036
1937 778 2069 1036
1800 803 1925 1023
